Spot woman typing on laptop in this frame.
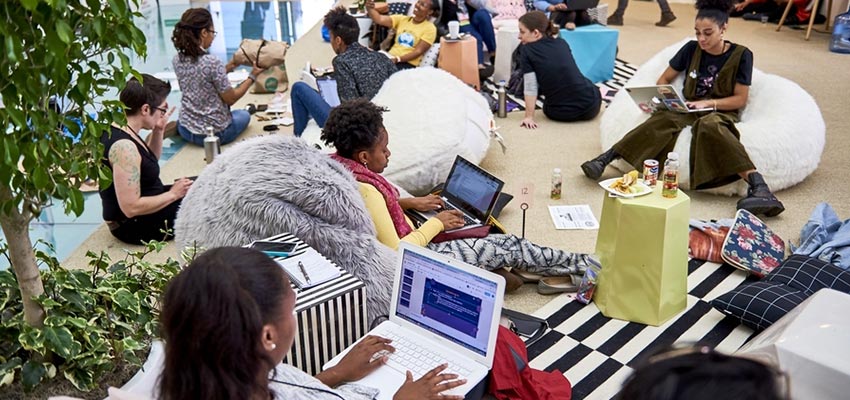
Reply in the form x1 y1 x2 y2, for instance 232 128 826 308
321 99 594 291
159 246 465 399
581 0 784 218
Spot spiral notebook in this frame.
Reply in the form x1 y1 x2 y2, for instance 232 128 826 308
276 248 341 289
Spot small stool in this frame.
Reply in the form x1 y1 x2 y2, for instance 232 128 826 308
559 24 619 83
438 35 480 90
493 26 520 83
593 186 690 326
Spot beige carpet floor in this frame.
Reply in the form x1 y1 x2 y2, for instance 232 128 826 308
66 1 850 315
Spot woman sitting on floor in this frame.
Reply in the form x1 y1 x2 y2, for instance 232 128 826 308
171 8 264 146
321 99 594 289
366 0 439 70
534 0 593 30
99 75 192 244
516 11 601 129
580 0 784 217
159 246 466 400
437 0 498 68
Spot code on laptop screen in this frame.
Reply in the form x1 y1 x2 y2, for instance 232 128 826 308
395 250 498 356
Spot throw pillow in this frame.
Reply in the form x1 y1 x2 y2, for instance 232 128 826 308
711 254 850 331
491 0 527 20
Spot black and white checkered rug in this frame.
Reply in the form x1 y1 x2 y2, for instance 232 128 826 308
526 259 758 399
482 58 638 112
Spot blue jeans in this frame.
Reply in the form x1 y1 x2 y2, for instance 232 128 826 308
291 82 332 137
460 10 497 64
177 110 250 146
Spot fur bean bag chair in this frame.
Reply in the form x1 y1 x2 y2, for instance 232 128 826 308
600 39 825 195
174 135 395 320
301 67 493 195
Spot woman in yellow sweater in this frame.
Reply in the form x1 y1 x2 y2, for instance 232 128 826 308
322 99 593 285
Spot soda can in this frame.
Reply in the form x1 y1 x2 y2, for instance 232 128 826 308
643 159 659 186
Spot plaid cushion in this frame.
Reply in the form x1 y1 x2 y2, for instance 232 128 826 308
711 281 807 331
711 255 850 331
767 254 850 294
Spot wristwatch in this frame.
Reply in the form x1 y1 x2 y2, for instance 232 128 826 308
247 74 257 83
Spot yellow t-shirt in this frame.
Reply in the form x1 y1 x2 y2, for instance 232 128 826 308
358 182 443 250
389 15 437 67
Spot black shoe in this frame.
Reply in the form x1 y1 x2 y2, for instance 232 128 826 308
581 148 619 180
607 13 624 26
655 11 676 27
736 172 785 217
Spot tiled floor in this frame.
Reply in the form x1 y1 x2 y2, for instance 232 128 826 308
1 0 332 268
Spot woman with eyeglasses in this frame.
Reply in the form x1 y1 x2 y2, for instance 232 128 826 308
171 8 264 146
99 74 193 244
619 344 786 400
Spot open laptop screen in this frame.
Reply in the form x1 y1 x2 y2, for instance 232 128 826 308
395 249 499 357
443 157 503 220
316 78 341 107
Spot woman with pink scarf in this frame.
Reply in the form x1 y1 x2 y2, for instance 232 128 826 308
322 99 593 290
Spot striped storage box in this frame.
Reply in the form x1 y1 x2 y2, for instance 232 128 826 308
259 233 369 376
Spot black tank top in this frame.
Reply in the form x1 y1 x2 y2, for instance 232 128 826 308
100 126 166 221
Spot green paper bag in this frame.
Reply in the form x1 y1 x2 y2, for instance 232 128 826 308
252 64 288 94
593 187 690 326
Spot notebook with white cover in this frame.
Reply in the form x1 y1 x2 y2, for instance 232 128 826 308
323 243 506 399
277 248 341 289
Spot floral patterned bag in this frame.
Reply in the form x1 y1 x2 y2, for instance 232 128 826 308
720 209 786 278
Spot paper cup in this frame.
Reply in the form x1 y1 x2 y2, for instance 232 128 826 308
448 21 460 39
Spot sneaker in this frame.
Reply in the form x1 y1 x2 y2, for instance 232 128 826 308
607 13 624 26
656 11 677 27
565 22 577 30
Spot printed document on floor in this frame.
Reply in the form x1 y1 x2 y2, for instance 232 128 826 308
548 205 599 230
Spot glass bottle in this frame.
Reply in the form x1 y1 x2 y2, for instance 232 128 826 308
550 168 562 200
661 152 680 198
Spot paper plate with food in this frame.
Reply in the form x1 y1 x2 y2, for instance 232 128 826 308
599 171 652 198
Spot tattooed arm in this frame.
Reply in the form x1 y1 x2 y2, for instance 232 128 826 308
109 140 191 218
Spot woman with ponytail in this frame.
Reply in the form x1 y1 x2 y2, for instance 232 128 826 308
171 8 264 147
581 0 785 218
159 247 465 400
516 11 601 129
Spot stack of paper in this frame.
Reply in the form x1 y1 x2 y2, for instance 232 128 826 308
277 248 341 289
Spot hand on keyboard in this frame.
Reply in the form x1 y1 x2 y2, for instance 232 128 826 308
435 210 465 231
393 363 467 400
321 335 395 385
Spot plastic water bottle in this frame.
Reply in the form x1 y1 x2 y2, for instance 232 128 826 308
830 11 850 54
661 152 680 198
550 168 563 200
203 126 220 164
497 80 507 118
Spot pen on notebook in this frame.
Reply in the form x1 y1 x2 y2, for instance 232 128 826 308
298 261 312 285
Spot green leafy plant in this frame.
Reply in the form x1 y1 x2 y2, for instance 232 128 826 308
0 0 147 329
0 240 185 392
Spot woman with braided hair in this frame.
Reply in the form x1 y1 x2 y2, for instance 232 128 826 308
171 8 264 146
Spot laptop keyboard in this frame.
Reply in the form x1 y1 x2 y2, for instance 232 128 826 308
372 329 472 379
443 202 478 226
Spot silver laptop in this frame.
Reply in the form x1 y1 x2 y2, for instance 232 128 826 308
323 243 506 399
410 156 504 232
316 78 341 107
625 84 713 114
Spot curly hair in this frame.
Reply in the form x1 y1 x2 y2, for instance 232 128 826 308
519 11 560 38
324 6 359 45
320 99 388 158
695 0 736 25
120 74 171 116
171 8 213 62
159 247 292 400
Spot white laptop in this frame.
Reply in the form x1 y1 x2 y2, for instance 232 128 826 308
408 156 505 232
625 84 713 114
323 243 506 399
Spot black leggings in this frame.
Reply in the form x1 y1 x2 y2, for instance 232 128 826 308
109 199 182 245
543 88 602 122
550 9 592 27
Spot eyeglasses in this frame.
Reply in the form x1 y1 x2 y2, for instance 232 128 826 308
206 29 217 37
154 105 168 115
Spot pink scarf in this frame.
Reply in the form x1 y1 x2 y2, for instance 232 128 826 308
330 153 413 238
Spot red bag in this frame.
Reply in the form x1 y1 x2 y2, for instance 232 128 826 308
489 326 572 400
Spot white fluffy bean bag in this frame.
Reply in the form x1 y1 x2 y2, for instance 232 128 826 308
301 67 493 195
600 39 825 195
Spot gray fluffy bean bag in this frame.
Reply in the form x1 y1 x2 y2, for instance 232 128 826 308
174 135 395 320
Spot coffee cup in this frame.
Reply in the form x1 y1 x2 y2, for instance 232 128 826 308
448 21 460 39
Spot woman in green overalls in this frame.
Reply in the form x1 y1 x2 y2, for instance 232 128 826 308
581 0 784 217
